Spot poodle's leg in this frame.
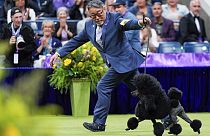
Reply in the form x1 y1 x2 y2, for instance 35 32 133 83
177 107 192 124
152 119 164 136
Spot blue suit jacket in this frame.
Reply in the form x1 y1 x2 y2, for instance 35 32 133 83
57 12 145 73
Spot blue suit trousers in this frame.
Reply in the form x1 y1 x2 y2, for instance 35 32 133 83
93 67 139 125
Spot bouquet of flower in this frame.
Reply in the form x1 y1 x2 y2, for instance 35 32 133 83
49 42 108 93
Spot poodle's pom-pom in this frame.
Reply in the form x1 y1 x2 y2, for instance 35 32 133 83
126 117 139 131
134 74 163 95
190 119 202 134
168 87 183 100
169 124 182 135
170 99 179 108
153 122 164 136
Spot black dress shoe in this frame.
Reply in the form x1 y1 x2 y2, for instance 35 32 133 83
83 122 105 132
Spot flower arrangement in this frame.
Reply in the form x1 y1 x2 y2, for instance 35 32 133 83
49 42 108 93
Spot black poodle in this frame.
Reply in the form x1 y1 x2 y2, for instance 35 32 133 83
126 74 202 136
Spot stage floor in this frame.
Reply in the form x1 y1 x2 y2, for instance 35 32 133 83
30 113 209 136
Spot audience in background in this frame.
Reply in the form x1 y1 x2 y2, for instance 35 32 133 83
29 0 56 18
151 1 176 42
35 20 62 58
76 6 90 34
179 0 208 44
54 7 75 44
105 0 115 12
0 7 36 67
136 12 158 53
69 0 89 20
110 0 141 52
3 0 14 19
7 0 37 30
128 0 153 18
127 0 136 7
140 26 158 53
1 0 209 68
162 0 189 32
53 0 75 10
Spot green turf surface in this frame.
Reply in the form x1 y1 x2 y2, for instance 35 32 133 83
31 113 210 136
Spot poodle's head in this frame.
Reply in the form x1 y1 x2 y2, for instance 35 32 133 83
168 87 183 108
133 74 163 97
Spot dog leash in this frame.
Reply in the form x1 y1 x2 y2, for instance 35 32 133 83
143 15 150 74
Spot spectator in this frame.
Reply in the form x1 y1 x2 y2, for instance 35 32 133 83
128 0 153 18
162 0 189 31
151 1 176 42
3 0 15 19
105 0 115 12
0 7 36 67
53 0 75 10
69 0 89 20
29 0 56 18
179 0 208 44
136 12 158 53
35 20 62 58
7 0 37 30
140 26 158 53
110 0 141 52
76 6 90 34
127 0 136 7
54 7 75 44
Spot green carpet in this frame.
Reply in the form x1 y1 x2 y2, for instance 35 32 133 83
31 113 210 136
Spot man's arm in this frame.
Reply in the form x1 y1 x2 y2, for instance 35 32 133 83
57 28 89 57
115 15 151 31
50 28 89 67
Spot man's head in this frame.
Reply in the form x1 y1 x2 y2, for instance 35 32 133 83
87 0 106 26
11 7 23 28
152 2 162 18
190 0 201 16
110 0 127 14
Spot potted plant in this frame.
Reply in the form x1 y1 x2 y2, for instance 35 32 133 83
49 42 107 116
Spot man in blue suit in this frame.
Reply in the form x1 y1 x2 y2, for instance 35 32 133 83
50 0 151 132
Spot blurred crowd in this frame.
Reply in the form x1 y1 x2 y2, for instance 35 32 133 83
0 0 209 67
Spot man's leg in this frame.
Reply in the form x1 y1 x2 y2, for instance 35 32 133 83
123 69 139 92
123 69 140 111
84 68 137 131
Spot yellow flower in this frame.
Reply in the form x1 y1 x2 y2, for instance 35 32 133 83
91 56 96 61
82 43 88 49
98 66 104 72
2 125 21 136
71 50 77 55
77 62 83 67
52 64 56 69
91 47 97 52
82 49 87 55
64 59 72 66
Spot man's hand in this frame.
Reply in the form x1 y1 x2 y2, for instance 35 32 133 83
9 36 16 45
143 16 151 26
138 16 152 27
50 53 59 67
